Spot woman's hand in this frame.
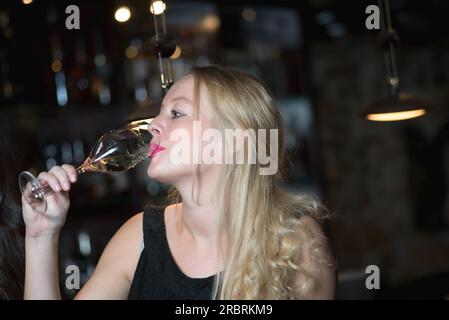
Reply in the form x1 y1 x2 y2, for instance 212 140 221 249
22 164 78 239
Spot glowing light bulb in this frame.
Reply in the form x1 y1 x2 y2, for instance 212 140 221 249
115 6 131 23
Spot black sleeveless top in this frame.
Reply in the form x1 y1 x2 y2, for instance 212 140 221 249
128 205 215 299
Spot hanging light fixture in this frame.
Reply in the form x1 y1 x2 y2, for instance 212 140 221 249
114 6 131 23
125 0 176 128
364 0 429 122
149 0 175 94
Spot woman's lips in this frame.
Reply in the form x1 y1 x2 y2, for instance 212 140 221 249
149 143 166 158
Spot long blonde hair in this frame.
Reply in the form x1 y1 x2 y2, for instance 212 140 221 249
167 65 334 299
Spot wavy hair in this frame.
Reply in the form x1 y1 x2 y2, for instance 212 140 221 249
167 65 335 299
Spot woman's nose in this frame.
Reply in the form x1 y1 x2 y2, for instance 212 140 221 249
148 120 161 136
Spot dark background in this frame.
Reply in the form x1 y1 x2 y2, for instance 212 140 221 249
1 0 449 299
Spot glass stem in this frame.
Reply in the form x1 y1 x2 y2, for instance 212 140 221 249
76 165 87 174
32 181 54 199
76 159 91 174
35 165 85 198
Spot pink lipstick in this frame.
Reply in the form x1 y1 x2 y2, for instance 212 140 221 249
149 143 166 158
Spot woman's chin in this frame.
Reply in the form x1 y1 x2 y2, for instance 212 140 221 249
146 163 163 181
147 162 180 185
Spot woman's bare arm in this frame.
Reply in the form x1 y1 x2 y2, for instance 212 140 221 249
25 233 62 299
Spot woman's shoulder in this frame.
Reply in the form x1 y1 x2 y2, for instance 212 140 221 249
75 211 145 299
119 204 167 238
126 203 178 236
74 205 174 299
294 214 335 265
118 203 177 232
101 211 145 261
296 214 326 241
143 204 166 214
141 204 166 227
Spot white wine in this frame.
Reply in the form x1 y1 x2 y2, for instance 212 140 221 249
20 127 153 215
81 153 146 173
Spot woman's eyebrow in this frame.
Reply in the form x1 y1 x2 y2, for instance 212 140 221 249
162 97 193 108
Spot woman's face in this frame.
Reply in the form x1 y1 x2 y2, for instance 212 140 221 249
147 75 219 185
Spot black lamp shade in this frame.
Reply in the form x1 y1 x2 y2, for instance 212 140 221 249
125 99 162 124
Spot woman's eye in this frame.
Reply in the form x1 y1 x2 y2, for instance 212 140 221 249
171 110 183 119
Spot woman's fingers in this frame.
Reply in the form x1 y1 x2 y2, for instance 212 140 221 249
61 164 77 183
37 172 62 192
34 165 77 194
49 166 72 191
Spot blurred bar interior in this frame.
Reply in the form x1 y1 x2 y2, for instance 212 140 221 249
1 0 449 299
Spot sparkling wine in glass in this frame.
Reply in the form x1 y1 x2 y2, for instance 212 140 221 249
19 127 159 214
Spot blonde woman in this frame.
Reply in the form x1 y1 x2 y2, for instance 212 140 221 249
23 65 337 300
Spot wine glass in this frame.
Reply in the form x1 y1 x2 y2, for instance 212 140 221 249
19 126 159 214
